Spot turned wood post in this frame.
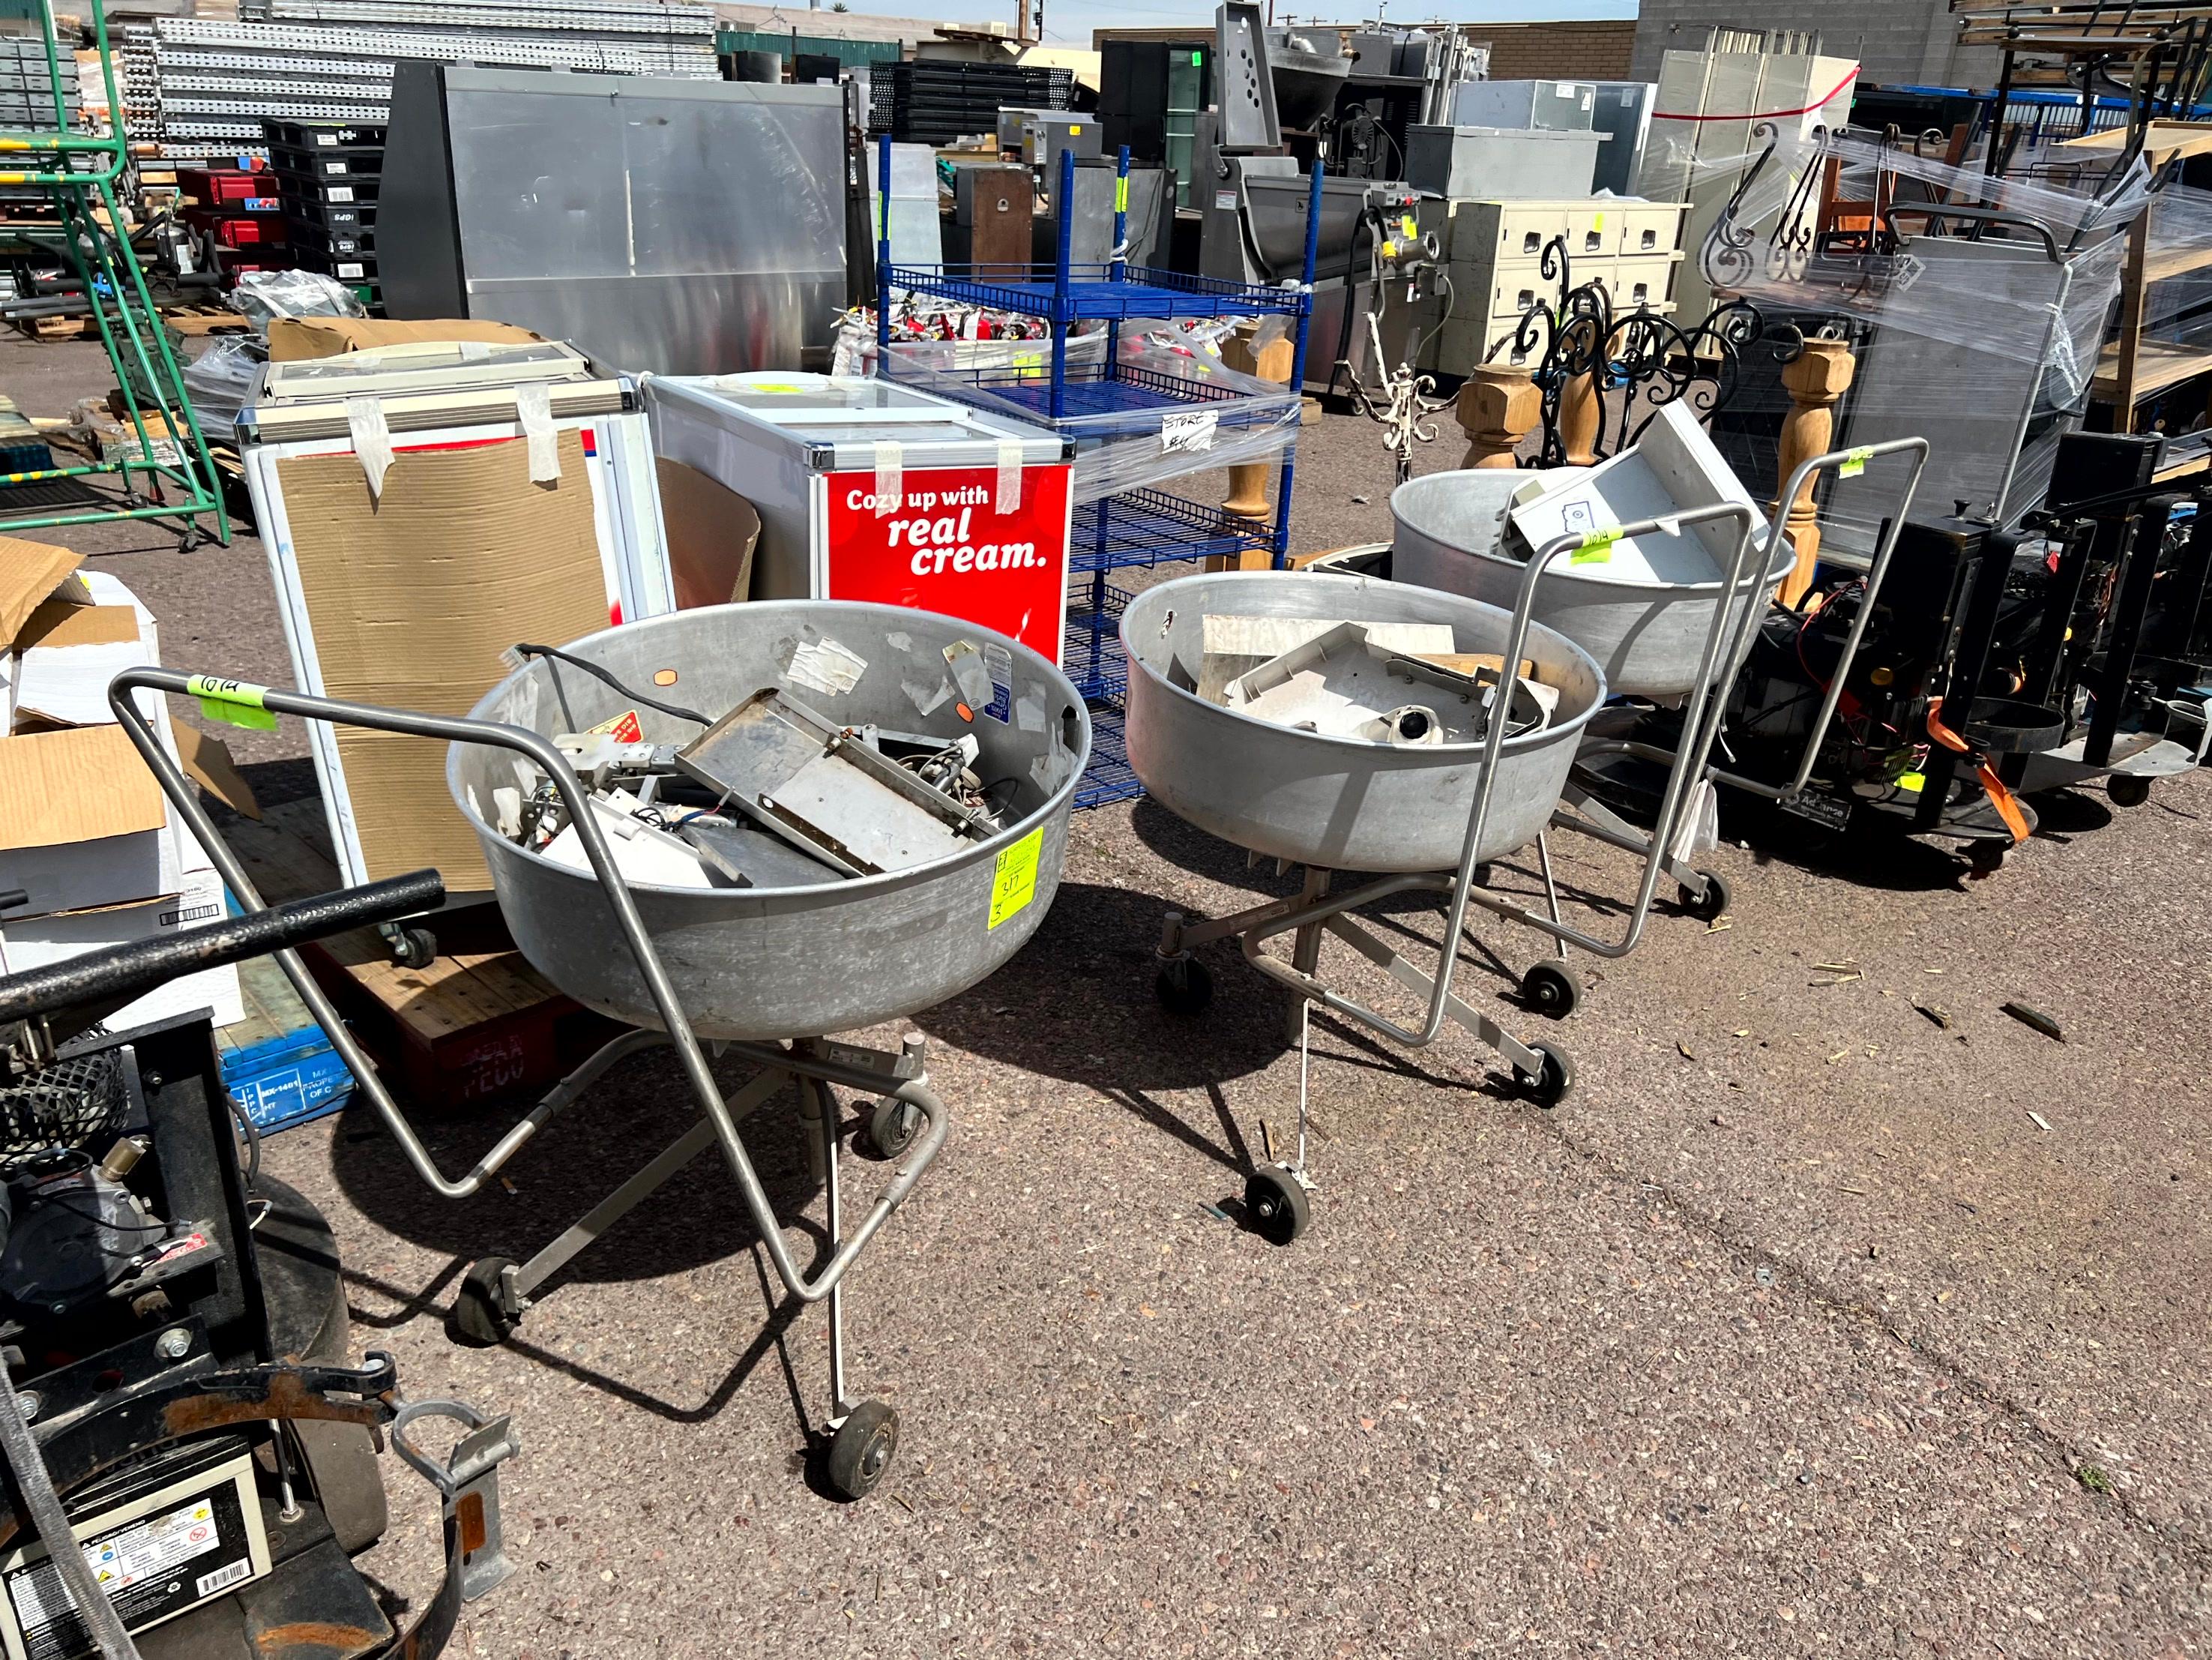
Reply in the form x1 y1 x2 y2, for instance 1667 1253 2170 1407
1554 370 1602 468
1213 328 1298 570
1776 337 1856 607
1456 363 1540 468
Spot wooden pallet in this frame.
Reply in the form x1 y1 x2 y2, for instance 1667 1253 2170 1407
228 799 618 1112
13 302 249 341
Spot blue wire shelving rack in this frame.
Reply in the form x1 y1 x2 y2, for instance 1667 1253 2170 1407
875 138 1322 808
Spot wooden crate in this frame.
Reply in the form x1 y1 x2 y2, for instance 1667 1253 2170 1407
227 799 617 1113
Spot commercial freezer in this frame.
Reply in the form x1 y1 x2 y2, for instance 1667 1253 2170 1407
645 372 1076 664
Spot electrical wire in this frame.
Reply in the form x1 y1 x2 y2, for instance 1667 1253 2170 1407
508 643 713 727
229 1096 262 1191
0 1345 142 1659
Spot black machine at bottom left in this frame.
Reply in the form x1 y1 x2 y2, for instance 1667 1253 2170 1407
0 869 512 1660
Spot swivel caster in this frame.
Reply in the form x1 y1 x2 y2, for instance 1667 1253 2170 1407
1679 870 1732 921
865 1095 920 1159
1244 1164 1310 1246
391 926 438 970
1154 955 1214 1016
450 1255 522 1347
1513 1041 1574 1107
2107 774 2151 808
825 1401 900 1500
1967 840 2009 876
1520 960 1579 1018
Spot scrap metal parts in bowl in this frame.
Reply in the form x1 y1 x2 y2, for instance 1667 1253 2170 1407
448 600 1091 1042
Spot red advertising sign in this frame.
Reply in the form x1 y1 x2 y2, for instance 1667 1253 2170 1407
820 463 1072 664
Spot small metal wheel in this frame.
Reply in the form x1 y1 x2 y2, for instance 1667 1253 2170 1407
1513 1041 1574 1108
450 1256 522 1347
1244 1164 1310 1246
1679 869 1732 921
825 1401 900 1501
1967 840 2009 875
2107 774 2151 808
1154 955 1214 1016
391 927 438 970
1520 960 1580 1019
866 1095 921 1160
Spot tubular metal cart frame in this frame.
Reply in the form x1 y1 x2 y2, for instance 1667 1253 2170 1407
108 667 948 1502
1154 500 1759 1242
876 137 1322 807
1468 438 1932 1014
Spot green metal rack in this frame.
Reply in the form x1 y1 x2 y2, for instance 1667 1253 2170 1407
0 0 226 547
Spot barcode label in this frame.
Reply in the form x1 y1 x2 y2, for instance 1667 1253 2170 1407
328 186 354 201
196 1560 251 1598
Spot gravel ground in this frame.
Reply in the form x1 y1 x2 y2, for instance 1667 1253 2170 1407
7 331 2208 1657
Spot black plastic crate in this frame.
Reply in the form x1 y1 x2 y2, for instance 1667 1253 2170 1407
274 169 382 207
268 142 382 184
262 118 387 151
292 244 377 286
285 214 373 258
280 191 375 234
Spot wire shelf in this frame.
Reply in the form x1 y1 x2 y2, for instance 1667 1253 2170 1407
1073 488 1276 572
1062 581 1132 703
1074 706 1145 811
885 262 1308 322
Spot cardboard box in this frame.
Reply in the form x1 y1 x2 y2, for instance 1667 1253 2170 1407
266 317 545 363
0 867 241 1030
0 724 178 918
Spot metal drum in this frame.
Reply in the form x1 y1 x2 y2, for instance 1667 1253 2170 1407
1390 469 1792 699
1121 571 1605 873
447 601 1091 1041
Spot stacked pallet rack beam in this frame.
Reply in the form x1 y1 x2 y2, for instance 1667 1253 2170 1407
876 137 1319 808
0 0 226 547
263 116 384 305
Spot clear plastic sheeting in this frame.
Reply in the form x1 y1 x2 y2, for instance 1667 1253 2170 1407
1657 126 2142 550
227 268 367 329
181 332 266 433
883 320 1301 505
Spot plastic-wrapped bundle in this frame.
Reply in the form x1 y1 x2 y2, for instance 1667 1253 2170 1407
882 319 1301 505
1660 124 2142 556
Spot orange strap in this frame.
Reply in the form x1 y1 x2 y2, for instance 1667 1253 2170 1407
1977 762 2031 843
1925 697 1969 754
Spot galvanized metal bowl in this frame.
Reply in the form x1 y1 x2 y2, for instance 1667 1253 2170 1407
447 601 1090 1041
1390 469 1792 700
1120 571 1606 873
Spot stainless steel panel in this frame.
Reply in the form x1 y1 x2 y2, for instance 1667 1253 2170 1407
410 70 847 376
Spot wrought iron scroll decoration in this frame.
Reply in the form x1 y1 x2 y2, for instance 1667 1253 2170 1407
1486 235 1800 469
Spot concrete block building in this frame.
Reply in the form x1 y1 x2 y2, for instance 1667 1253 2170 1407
1627 4 2000 90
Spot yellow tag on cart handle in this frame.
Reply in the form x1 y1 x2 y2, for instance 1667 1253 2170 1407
988 827 1043 930
1570 526 1622 565
1839 445 1875 478
186 674 277 731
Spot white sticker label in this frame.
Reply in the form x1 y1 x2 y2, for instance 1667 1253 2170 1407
314 133 337 145
1160 409 1219 454
323 160 346 175
788 637 869 697
10 1496 223 1626
196 1560 253 1597
873 440 902 518
995 438 1023 513
1214 189 1238 211
328 185 354 202
337 262 364 279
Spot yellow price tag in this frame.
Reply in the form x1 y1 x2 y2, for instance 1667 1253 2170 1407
1896 770 1926 793
1399 214 1417 239
988 827 1043 930
1114 176 1129 212
186 674 277 731
747 381 803 394
1839 445 1875 478
1594 211 1605 230
1570 526 1622 565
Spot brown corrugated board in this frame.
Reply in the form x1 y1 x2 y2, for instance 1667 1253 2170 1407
14 600 139 651
0 724 166 852
274 431 609 888
0 536 82 644
266 317 546 363
175 725 261 820
655 457 759 610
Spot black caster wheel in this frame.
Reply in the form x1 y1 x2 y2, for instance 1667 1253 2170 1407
1244 1165 1310 1245
391 927 438 970
1967 840 2009 875
1520 960 1580 1019
1513 1041 1574 1107
1679 870 1732 921
825 1401 900 1501
1154 956 1214 1016
866 1095 921 1160
1472 862 1495 888
2107 774 2151 808
450 1255 522 1347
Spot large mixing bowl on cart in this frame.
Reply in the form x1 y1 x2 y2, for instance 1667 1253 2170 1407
1122 568 1606 1243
